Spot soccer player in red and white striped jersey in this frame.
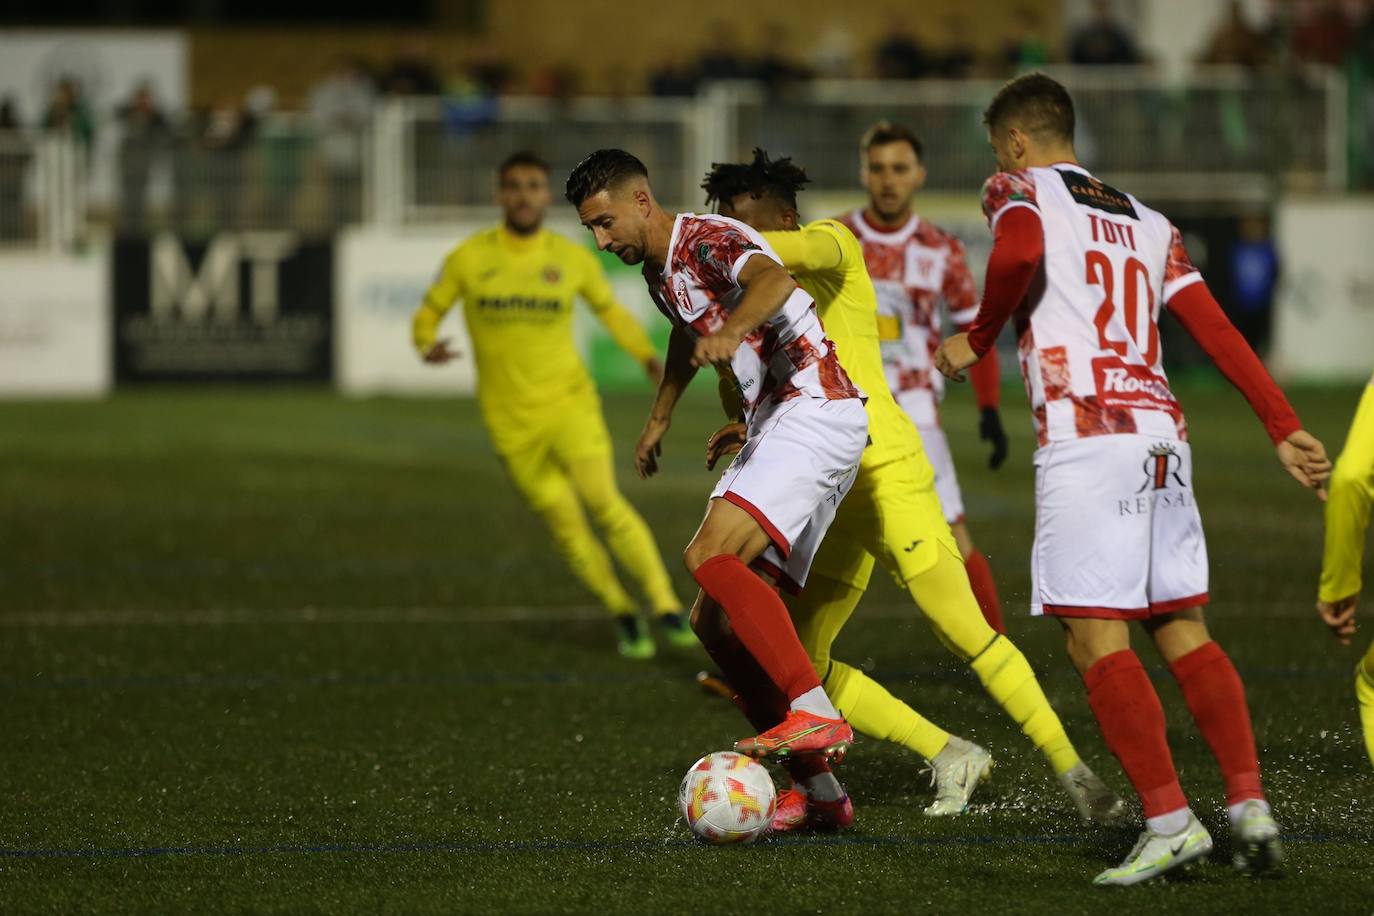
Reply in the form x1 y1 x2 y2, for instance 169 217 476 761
567 149 867 819
935 73 1331 886
839 121 1009 633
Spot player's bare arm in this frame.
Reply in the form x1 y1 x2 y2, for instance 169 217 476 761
691 256 798 368
636 325 697 479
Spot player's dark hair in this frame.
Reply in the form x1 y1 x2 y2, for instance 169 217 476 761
982 72 1075 142
564 148 649 206
497 150 549 181
701 148 811 211
860 121 924 162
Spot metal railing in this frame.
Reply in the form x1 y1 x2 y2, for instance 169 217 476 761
2 67 1355 249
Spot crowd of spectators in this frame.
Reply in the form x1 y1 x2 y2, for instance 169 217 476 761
0 0 1371 239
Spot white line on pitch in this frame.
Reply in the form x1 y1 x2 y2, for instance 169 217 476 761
0 602 1321 628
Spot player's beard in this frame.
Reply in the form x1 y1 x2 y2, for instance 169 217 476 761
871 194 911 226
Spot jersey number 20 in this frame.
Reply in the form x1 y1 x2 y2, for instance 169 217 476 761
1086 251 1160 366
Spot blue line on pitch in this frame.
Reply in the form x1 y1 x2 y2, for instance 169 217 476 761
0 665 1352 693
0 832 1362 861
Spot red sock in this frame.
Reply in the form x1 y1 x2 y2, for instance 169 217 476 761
1169 641 1265 807
964 550 1006 634
1084 649 1188 818
693 554 821 702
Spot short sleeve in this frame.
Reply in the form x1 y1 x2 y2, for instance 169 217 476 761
981 170 1039 231
1162 222 1204 303
679 219 766 294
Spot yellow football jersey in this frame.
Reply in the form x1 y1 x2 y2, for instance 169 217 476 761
413 226 656 419
765 219 926 471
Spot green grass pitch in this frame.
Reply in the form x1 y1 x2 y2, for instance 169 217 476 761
0 379 1370 914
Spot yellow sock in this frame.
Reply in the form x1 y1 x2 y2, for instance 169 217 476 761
534 488 636 616
970 635 1081 776
818 659 950 758
1358 641 1374 769
824 660 952 760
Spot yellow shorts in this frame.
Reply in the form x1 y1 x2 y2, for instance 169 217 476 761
807 449 960 591
483 390 613 510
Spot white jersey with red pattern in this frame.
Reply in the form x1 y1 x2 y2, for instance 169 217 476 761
838 210 978 428
646 213 862 419
981 164 1202 447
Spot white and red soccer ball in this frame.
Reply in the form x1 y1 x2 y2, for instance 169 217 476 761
678 751 777 844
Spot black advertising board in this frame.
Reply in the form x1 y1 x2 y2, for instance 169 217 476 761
113 233 333 382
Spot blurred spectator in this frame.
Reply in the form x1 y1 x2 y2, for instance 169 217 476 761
697 21 752 81
530 63 580 103
0 95 23 241
307 58 374 227
201 96 257 231
649 56 699 97
810 22 857 78
42 77 94 148
937 13 977 78
382 39 442 95
117 82 171 232
874 16 931 79
441 67 498 134
753 23 811 96
1068 0 1142 66
1228 214 1280 354
1200 0 1271 68
1002 6 1052 74
1294 0 1357 64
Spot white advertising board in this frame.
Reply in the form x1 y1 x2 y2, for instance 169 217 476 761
1273 198 1374 383
336 226 478 395
0 249 110 397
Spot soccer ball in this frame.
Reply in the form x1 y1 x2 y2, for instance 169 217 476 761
678 751 777 844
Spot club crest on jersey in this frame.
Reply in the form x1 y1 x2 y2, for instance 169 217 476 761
1138 442 1186 492
543 266 561 284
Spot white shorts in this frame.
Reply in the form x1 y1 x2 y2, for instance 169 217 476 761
916 423 965 525
711 396 868 593
1030 434 1209 619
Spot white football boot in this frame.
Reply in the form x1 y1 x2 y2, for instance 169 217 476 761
1231 800 1284 875
1093 812 1213 886
922 736 994 816
1058 761 1131 826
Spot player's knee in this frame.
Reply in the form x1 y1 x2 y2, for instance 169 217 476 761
683 536 732 573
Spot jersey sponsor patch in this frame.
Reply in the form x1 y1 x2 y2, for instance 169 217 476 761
1059 170 1138 219
1092 355 1177 413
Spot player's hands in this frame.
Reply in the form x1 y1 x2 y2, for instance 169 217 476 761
934 332 979 383
705 422 747 471
979 407 1009 470
643 357 665 388
1316 595 1358 645
691 330 741 369
635 414 671 480
421 339 459 364
1276 429 1332 500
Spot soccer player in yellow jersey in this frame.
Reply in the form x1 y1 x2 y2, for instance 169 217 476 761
1317 373 1374 767
700 149 1126 827
412 151 688 659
